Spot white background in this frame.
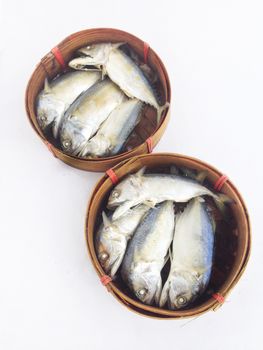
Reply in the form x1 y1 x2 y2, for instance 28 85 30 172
0 1 262 349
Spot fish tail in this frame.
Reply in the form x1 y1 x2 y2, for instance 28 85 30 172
154 277 163 305
214 193 233 214
157 102 170 125
112 42 126 49
112 201 134 220
44 78 51 93
195 171 208 184
159 279 170 307
170 165 179 175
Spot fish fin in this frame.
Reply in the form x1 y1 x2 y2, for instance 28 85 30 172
143 200 156 208
214 193 233 214
112 201 134 220
101 65 107 79
135 166 146 177
159 279 170 307
129 166 146 187
102 211 111 227
44 78 51 93
169 246 173 262
110 251 125 278
157 102 169 125
154 277 163 305
140 63 158 84
211 216 217 233
196 171 208 184
163 251 170 267
112 42 126 49
170 165 179 175
180 167 207 184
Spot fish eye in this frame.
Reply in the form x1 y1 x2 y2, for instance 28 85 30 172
176 296 188 306
62 139 71 149
136 288 148 298
99 252 109 262
112 190 120 198
87 45 91 49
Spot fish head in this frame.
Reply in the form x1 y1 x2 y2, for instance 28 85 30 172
60 118 91 156
96 215 126 277
160 270 203 310
130 262 162 305
107 167 145 208
69 43 124 72
36 94 65 130
69 43 112 71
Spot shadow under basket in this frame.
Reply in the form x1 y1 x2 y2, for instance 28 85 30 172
25 28 171 172
86 153 251 319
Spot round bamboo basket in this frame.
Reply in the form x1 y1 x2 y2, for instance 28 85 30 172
86 153 251 319
25 28 171 171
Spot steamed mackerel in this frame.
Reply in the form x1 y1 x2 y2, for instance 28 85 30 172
69 43 168 123
81 99 144 157
160 198 215 310
36 71 101 138
121 201 175 305
108 168 224 220
96 205 149 278
59 78 125 156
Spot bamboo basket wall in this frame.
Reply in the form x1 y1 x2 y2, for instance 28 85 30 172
86 153 251 319
25 28 171 171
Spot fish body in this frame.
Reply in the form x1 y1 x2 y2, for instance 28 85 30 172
159 198 215 310
69 43 168 122
121 201 175 305
108 169 222 220
36 71 101 137
96 205 149 277
59 78 125 155
81 99 144 157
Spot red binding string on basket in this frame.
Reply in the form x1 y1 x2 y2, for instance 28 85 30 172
51 46 66 71
143 42 150 64
44 141 57 158
100 275 112 286
214 175 228 191
212 293 225 304
146 137 153 153
106 169 119 185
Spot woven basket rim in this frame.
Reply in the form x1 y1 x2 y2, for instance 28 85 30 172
85 152 251 319
25 27 171 171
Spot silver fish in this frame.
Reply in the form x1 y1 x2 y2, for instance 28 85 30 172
121 201 175 305
108 168 226 220
69 43 169 123
96 205 149 278
159 198 215 309
36 71 101 138
59 78 125 156
81 99 144 157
